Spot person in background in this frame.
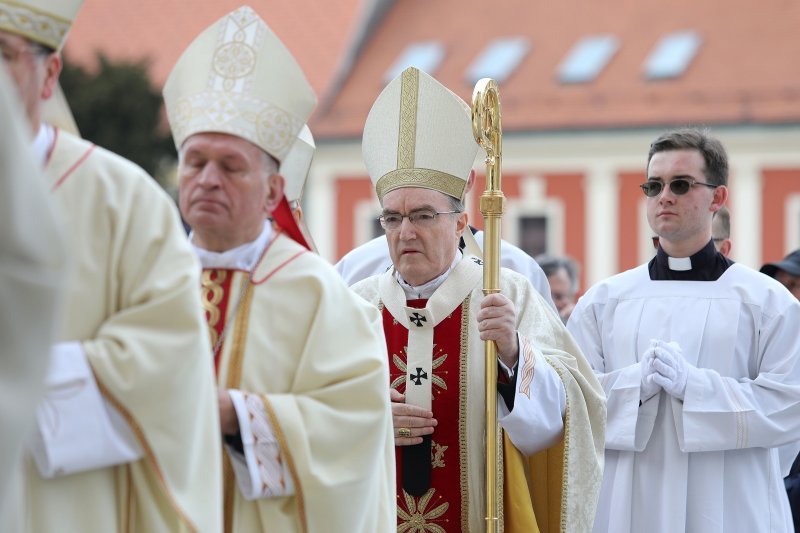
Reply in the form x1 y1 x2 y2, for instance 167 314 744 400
761 250 800 300
537 255 580 323
712 205 732 256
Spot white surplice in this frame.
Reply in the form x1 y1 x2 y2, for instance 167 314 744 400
568 263 800 533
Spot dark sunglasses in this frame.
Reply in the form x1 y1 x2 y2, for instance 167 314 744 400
640 178 718 197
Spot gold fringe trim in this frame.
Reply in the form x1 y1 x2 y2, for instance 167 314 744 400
261 395 308 533
94 378 197 532
459 295 471 531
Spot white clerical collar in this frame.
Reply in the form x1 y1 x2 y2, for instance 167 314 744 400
396 251 462 299
191 222 273 271
31 123 54 165
667 256 693 271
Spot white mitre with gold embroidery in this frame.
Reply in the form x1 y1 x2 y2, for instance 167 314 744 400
362 66 477 203
0 0 83 51
163 5 316 163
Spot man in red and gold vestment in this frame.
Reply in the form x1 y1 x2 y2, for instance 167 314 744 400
0 1 222 531
352 66 606 533
163 6 395 532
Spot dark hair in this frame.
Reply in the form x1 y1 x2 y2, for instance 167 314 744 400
647 127 729 187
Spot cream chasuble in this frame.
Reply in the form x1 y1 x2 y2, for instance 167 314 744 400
24 129 222 533
353 255 605 533
202 230 395 533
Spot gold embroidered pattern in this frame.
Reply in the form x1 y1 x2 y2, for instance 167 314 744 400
201 269 228 348
0 3 70 50
397 67 419 170
397 488 449 533
391 346 448 396
518 336 537 399
458 295 471 532
376 168 467 202
431 441 448 469
546 356 571 532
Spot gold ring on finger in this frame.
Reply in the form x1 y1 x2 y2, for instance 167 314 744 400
397 427 412 438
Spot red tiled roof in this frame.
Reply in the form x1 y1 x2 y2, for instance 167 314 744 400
63 0 363 99
312 0 800 138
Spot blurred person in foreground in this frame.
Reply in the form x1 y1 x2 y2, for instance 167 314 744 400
568 128 800 533
0 0 222 530
0 64 64 528
351 66 605 532
163 6 395 532
537 255 580 324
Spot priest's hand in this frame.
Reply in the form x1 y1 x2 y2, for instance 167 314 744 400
478 293 519 368
217 389 240 436
390 388 436 446
650 341 690 400
640 339 661 402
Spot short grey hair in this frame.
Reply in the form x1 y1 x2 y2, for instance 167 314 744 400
446 194 464 213
536 255 580 293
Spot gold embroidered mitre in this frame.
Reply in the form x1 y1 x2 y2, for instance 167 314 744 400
0 0 84 51
362 67 477 202
163 5 317 163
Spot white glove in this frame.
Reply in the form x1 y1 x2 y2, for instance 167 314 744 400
640 339 661 402
650 341 689 400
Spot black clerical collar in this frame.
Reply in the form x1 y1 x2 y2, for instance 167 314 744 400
648 240 734 281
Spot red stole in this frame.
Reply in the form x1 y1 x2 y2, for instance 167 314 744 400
384 298 468 532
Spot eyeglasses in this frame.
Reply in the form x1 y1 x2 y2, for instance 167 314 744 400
640 178 718 198
378 210 460 230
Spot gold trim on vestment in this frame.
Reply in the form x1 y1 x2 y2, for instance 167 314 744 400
94 378 197 532
201 270 227 348
261 396 308 533
518 337 537 399
376 168 467 201
397 67 418 170
546 357 570 532
125 464 133 533
222 276 255 533
0 1 71 50
224 280 254 390
458 295 471 531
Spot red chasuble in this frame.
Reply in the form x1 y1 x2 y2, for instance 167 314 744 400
384 298 470 532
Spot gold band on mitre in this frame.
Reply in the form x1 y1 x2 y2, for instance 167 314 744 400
376 168 466 201
0 0 82 51
362 66 477 203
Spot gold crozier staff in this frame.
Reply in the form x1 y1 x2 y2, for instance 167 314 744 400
472 78 504 532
